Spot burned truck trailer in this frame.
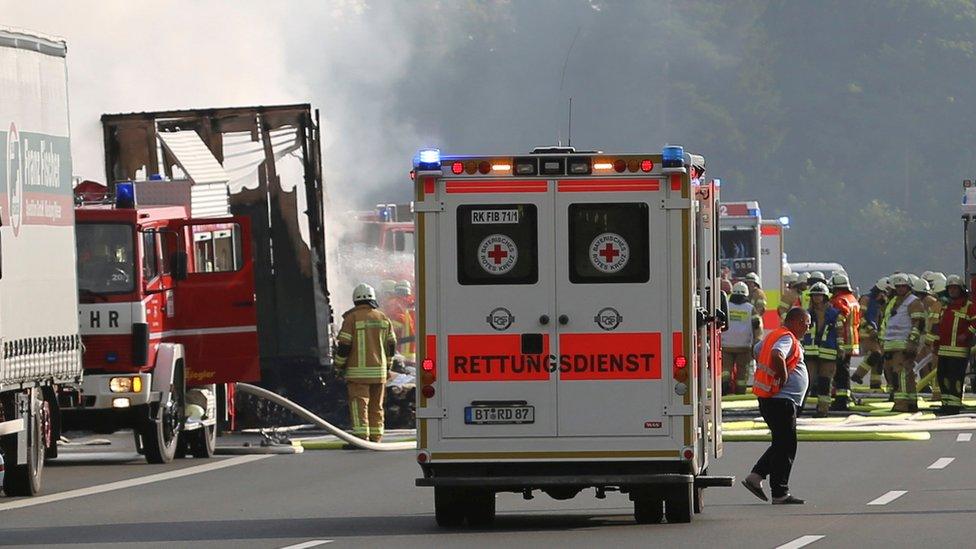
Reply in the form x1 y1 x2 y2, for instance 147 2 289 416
100 105 335 419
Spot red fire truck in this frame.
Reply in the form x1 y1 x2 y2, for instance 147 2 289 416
62 173 259 463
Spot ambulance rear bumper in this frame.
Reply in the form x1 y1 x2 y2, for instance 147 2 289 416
416 474 733 489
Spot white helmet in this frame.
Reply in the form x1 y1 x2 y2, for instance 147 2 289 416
946 274 966 289
931 278 947 294
379 279 397 295
876 276 890 291
908 273 921 286
395 280 412 296
809 282 830 296
784 272 799 285
808 271 826 284
928 272 947 286
912 277 930 294
745 272 761 285
890 273 911 288
353 283 377 302
732 282 749 296
830 273 851 290
921 270 933 280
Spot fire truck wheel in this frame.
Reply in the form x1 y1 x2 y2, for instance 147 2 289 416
434 487 465 528
664 484 694 524
463 490 496 527
142 390 182 464
633 490 664 524
3 389 45 496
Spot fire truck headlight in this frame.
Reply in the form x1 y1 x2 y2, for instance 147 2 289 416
662 145 685 168
109 376 141 393
415 148 441 170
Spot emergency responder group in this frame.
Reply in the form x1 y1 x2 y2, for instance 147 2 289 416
721 269 974 415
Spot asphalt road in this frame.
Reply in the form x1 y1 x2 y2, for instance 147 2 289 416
1 428 974 548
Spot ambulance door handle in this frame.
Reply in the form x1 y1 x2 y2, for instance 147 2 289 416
539 315 550 325
558 314 569 325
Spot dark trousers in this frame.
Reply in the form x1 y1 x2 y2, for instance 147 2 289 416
752 397 798 498
937 356 968 412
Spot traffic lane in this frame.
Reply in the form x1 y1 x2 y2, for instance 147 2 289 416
2 433 963 548
22 430 216 496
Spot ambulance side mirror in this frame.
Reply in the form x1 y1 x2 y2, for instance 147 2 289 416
171 251 188 281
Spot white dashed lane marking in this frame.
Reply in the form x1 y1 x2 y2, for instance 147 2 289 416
776 535 825 549
279 541 334 549
867 490 907 506
928 457 955 470
957 433 972 442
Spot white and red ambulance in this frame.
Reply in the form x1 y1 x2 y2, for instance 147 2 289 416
412 146 732 526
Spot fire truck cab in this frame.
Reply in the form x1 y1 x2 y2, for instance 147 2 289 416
63 175 259 463
413 146 731 526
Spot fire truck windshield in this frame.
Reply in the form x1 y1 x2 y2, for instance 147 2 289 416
76 223 135 294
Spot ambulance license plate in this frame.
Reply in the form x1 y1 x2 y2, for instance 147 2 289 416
464 405 535 425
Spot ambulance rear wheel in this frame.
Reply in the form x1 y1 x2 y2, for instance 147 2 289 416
464 490 496 527
664 484 694 524
633 492 664 524
434 487 465 528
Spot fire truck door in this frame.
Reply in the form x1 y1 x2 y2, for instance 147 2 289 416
438 181 556 438
554 180 668 436
172 217 259 385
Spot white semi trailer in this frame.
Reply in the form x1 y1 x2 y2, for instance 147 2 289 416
0 26 83 496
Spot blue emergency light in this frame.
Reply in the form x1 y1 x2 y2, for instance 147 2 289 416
662 145 685 168
148 173 164 181
414 148 441 170
115 181 136 209
778 216 791 227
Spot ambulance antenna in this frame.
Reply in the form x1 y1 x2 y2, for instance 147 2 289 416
568 97 573 148
558 26 581 148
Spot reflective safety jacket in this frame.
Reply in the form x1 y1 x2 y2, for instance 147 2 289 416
779 288 799 320
722 300 755 349
831 290 861 355
935 298 976 359
921 294 942 347
335 304 397 382
803 305 840 361
881 294 925 352
750 287 767 317
753 327 801 398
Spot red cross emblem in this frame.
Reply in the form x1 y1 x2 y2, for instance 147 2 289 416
598 243 620 263
487 244 508 265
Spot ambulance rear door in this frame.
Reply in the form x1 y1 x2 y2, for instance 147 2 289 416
553 177 669 437
437 179 557 438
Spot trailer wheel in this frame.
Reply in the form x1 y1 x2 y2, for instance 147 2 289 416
188 424 216 458
633 491 664 524
434 487 465 528
464 490 496 527
664 484 694 524
694 485 705 514
3 389 45 496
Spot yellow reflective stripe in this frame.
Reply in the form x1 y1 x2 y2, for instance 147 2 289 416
334 356 348 366
819 349 838 360
346 366 387 374
337 332 353 342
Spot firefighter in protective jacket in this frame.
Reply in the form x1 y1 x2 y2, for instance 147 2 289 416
722 282 756 395
934 275 976 415
335 283 398 442
804 282 841 416
880 273 927 413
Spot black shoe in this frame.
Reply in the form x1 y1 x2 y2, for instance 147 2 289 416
772 494 805 504
741 477 768 502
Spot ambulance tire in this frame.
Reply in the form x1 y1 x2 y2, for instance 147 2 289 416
463 490 496 527
434 487 465 528
664 484 694 524
633 491 664 524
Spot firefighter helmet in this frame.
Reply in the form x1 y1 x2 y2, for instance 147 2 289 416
890 273 911 287
876 276 890 291
946 274 966 289
745 272 761 285
353 283 377 302
928 272 947 285
921 270 933 280
809 282 830 296
830 273 851 290
784 272 799 285
395 280 412 296
932 278 947 294
732 282 749 296
912 277 930 294
808 271 826 284
908 273 921 286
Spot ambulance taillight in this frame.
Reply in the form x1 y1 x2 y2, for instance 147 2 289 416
421 358 436 398
673 355 688 383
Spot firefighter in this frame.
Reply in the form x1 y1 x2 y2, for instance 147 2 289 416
720 266 734 295
914 277 942 401
934 275 976 415
829 273 860 411
880 273 927 413
804 282 840 416
779 273 801 321
334 283 397 442
800 271 826 309
791 274 810 308
722 282 756 395
378 279 397 308
392 280 416 361
852 277 889 391
744 271 766 339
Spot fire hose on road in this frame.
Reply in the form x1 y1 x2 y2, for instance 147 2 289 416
235 382 415 451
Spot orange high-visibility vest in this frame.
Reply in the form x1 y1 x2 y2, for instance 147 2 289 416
753 327 801 398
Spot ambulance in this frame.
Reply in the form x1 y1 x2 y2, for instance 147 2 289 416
412 146 732 526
